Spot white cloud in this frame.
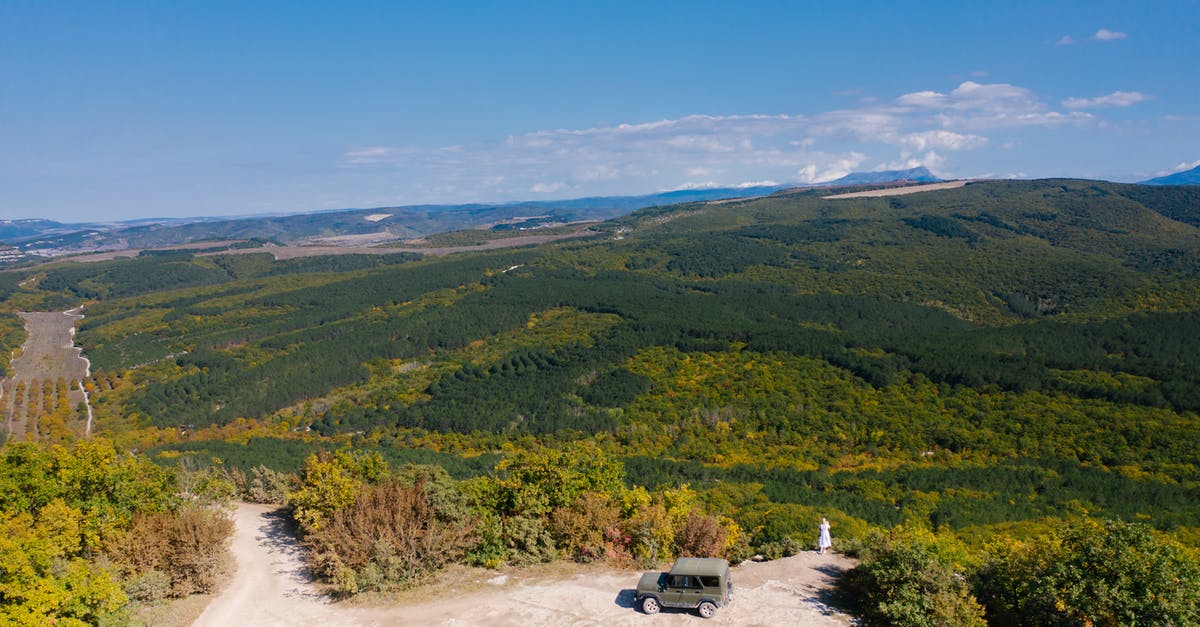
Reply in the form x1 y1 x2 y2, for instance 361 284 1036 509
877 151 945 173
1056 35 1076 46
334 80 1132 204
343 146 396 165
796 152 868 183
1062 91 1150 109
1169 160 1200 173
669 181 721 191
1093 28 1127 41
898 130 988 151
530 181 566 193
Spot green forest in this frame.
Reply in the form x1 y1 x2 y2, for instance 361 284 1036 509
3 179 1200 624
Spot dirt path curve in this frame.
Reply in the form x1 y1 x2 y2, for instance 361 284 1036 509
192 503 344 627
196 503 856 626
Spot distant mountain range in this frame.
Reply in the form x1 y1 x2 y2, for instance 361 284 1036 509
1141 164 1200 186
0 167 942 262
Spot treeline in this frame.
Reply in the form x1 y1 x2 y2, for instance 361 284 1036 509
625 456 1200 531
0 312 24 377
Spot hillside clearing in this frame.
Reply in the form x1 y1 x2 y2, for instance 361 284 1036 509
1 309 90 439
821 180 969 199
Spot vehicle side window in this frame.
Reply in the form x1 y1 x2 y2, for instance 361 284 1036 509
669 575 690 588
699 576 720 588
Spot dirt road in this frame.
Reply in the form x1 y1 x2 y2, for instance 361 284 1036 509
195 503 856 626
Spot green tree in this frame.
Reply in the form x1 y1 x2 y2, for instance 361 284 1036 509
977 518 1200 626
288 450 387 532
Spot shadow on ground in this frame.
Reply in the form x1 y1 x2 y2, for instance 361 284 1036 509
811 562 855 618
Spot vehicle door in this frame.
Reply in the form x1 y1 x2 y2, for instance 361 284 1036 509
670 575 703 608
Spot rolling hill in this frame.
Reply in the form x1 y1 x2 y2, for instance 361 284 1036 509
4 178 1200 553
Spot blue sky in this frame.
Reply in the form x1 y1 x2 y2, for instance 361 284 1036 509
2 1 1198 221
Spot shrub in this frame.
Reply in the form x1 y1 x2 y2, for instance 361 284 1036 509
840 526 985 627
123 569 171 603
549 491 620 562
304 479 477 592
110 505 234 597
975 518 1200 626
676 511 727 558
228 465 294 504
501 515 558 567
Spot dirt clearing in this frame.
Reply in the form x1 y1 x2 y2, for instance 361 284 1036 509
821 180 969 199
196 503 856 626
2 309 90 440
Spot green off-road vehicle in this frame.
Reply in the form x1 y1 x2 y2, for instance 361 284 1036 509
634 557 733 618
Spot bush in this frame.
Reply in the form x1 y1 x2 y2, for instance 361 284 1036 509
228 465 294 504
549 491 620 562
840 527 985 627
304 479 477 592
123 569 171 603
501 515 558 567
676 511 727 558
975 519 1200 626
110 505 234 597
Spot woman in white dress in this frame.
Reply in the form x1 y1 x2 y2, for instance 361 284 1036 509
818 517 832 554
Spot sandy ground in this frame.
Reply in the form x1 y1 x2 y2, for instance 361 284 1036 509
194 504 857 627
821 180 969 199
2 309 90 439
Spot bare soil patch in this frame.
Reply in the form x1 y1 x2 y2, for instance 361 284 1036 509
195 503 856 626
2 310 90 439
821 180 969 199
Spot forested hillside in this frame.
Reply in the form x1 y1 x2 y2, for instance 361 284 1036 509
4 179 1200 622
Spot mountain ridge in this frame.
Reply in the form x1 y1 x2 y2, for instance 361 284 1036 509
1141 164 1200 185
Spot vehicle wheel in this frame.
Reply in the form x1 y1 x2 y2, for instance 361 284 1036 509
641 596 660 615
697 601 717 618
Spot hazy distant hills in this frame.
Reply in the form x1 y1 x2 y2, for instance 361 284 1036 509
0 187 795 260
0 171 920 260
1141 164 1200 186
